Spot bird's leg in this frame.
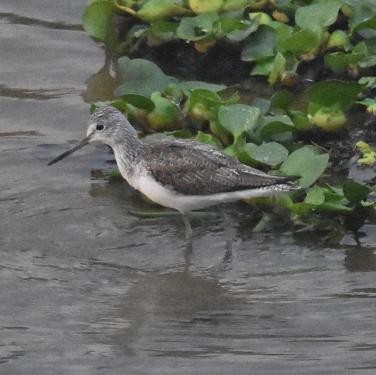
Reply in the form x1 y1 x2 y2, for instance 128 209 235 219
220 207 233 264
181 213 193 239
183 237 193 266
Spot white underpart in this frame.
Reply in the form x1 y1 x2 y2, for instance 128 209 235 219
128 173 292 213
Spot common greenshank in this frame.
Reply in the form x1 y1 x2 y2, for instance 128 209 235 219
49 107 299 235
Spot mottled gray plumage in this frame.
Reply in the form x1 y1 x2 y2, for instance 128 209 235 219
144 139 294 195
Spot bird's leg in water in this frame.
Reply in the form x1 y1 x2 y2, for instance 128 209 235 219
181 213 193 239
220 208 233 264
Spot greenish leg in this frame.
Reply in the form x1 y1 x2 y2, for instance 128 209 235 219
181 213 193 239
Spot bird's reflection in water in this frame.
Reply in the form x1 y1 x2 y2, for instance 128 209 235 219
86 173 247 357
95 268 245 357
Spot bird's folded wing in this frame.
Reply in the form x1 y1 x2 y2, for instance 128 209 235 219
145 140 291 195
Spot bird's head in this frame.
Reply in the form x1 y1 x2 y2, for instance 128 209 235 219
48 106 137 166
86 106 138 145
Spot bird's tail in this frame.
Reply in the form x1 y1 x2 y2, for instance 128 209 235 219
273 175 302 191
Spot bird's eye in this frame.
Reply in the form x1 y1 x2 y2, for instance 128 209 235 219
96 124 104 131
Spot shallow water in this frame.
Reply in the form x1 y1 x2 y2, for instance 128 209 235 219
1 2 376 374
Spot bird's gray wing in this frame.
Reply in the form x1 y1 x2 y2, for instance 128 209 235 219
145 139 292 195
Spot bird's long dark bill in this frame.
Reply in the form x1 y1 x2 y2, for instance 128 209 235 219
48 134 92 166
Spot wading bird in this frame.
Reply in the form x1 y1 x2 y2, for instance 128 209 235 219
49 107 299 236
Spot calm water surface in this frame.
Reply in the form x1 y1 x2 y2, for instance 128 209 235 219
1 2 376 374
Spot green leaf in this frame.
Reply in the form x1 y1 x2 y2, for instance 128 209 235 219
222 0 250 11
189 89 223 111
270 90 294 112
223 19 258 42
280 146 329 188
258 115 295 140
364 38 376 55
195 131 223 149
348 0 376 31
343 181 371 204
243 142 289 167
189 89 238 122
249 11 273 26
324 42 368 72
357 98 376 115
268 52 286 85
305 186 325 205
241 26 277 62
295 1 341 33
307 80 364 113
189 0 223 14
182 81 227 92
317 202 353 213
240 142 258 164
293 184 355 214
120 94 155 111
176 13 219 41
356 141 376 167
138 0 189 21
289 111 313 131
290 202 314 216
224 136 246 158
82 0 116 46
358 76 376 89
216 17 245 36
150 21 178 41
218 104 261 140
279 29 320 54
147 92 179 130
251 57 274 76
252 97 270 114
254 142 289 167
325 51 364 72
115 57 174 97
274 22 294 44
327 30 351 50
309 107 347 132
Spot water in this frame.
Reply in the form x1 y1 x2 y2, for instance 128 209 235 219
1 2 376 374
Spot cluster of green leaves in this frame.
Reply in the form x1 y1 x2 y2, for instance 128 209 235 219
93 56 375 219
83 0 376 84
356 140 376 166
83 0 375 135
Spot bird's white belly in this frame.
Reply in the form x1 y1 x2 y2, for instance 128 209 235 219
124 172 208 212
132 174 196 212
125 173 292 213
